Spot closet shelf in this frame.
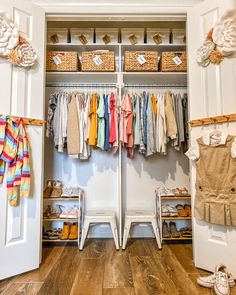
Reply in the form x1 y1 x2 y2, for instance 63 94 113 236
123 72 187 86
43 197 80 201
162 237 192 241
46 72 118 83
43 218 80 221
162 216 192 220
161 196 191 200
42 239 78 242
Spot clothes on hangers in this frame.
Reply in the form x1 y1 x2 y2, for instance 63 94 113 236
0 115 30 206
121 90 188 157
46 90 119 159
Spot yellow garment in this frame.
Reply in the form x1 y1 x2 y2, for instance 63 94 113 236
151 95 157 118
88 93 98 146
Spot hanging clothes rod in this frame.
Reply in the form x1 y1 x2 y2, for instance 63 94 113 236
0 114 45 126
46 83 117 88
188 113 236 127
124 84 187 88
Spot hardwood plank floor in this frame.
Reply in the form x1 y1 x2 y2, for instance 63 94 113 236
1 239 234 295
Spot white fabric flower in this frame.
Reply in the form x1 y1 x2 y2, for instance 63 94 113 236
212 9 236 56
196 40 215 65
0 14 19 56
17 43 37 67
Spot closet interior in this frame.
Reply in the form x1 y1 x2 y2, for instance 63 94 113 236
43 18 191 244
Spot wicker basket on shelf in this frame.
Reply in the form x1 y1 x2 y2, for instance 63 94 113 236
81 51 115 72
160 51 187 72
124 51 158 72
46 51 79 72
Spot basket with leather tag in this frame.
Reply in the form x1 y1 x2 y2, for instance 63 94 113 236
81 50 115 72
160 51 187 72
124 51 158 72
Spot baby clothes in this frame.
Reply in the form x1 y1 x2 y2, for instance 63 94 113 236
97 94 105 150
186 130 236 226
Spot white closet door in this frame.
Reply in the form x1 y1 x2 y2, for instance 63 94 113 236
0 0 45 280
188 0 236 276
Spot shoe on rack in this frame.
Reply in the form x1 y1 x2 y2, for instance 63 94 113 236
50 180 63 198
162 221 171 238
176 204 188 217
158 186 175 197
69 222 78 240
61 187 82 198
161 205 171 217
166 205 178 217
43 205 52 218
169 221 180 238
48 204 62 219
43 180 55 198
60 222 70 240
59 205 70 219
197 272 235 289
67 206 79 219
214 264 231 295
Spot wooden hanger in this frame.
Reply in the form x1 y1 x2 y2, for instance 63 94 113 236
0 114 45 126
188 113 236 127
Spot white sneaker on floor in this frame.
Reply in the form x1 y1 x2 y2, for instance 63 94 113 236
214 264 231 295
197 273 235 289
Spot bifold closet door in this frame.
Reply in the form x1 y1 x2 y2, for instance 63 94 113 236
188 0 236 277
0 0 45 280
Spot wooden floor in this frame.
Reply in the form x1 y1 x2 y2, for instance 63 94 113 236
1 239 235 295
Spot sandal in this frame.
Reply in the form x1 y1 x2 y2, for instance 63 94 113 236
181 187 189 195
43 205 52 218
48 204 62 219
172 188 182 196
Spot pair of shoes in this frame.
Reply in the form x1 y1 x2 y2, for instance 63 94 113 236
197 264 235 295
43 227 62 240
162 221 180 238
179 227 192 238
172 187 189 196
61 187 82 198
43 204 62 219
158 186 175 197
176 204 191 217
59 205 80 219
161 205 178 217
43 180 62 198
60 222 78 240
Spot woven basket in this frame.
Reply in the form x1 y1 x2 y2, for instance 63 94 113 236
46 51 79 72
82 51 115 72
124 51 158 72
160 51 187 72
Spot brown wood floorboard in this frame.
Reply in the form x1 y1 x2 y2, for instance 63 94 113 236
0 239 235 295
103 240 133 289
70 258 104 295
37 246 80 295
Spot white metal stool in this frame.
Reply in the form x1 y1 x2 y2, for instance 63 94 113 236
122 210 162 250
79 210 119 250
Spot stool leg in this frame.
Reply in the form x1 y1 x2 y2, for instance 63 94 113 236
151 218 162 249
79 219 90 250
110 219 119 250
122 220 131 250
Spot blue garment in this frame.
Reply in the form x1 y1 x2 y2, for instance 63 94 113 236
143 91 148 146
104 94 110 150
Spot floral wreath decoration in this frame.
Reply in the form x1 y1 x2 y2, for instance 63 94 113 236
197 9 236 67
0 13 37 68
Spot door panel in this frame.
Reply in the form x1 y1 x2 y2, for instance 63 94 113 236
187 0 236 276
0 0 45 280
